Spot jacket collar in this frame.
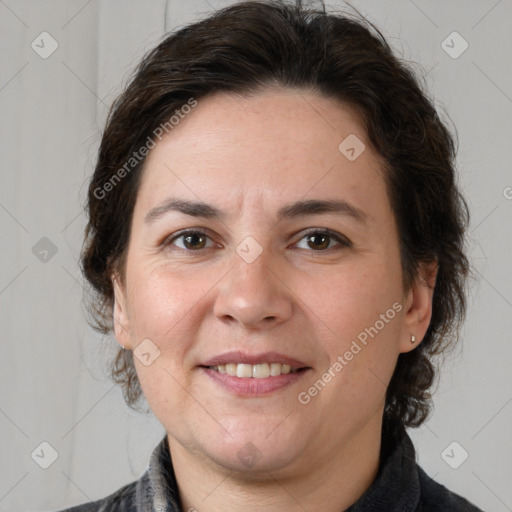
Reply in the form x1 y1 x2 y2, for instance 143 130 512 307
135 433 181 511
346 415 421 511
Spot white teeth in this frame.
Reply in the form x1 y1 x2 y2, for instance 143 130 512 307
270 363 282 376
253 363 270 378
226 363 237 376
210 363 300 378
236 364 253 378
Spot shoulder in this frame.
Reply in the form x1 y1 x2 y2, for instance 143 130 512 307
417 465 485 512
53 479 137 512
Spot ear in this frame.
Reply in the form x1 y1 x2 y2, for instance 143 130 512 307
399 260 438 353
112 272 132 350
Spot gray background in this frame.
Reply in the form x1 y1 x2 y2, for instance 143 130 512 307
1 1 511 511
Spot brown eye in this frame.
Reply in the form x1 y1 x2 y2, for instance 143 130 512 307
295 229 351 252
165 230 214 252
306 232 330 250
182 232 207 250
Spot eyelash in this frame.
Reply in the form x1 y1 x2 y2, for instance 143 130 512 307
163 228 351 254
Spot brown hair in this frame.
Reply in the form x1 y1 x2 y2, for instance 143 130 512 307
81 0 470 428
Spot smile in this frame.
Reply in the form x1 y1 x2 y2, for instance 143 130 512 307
207 362 301 378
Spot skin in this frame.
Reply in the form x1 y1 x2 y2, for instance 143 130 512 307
112 88 436 511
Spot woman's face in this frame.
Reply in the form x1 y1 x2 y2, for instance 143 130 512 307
113 89 432 475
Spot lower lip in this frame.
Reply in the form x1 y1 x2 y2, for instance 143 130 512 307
200 367 309 396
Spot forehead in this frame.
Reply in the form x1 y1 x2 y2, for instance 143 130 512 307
135 89 389 220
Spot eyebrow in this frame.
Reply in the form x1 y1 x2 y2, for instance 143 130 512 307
144 197 368 225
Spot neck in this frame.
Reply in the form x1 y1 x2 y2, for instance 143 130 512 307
167 413 384 512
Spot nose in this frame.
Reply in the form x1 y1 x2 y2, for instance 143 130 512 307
213 246 294 329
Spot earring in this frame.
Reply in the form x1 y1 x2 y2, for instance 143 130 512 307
411 335 416 344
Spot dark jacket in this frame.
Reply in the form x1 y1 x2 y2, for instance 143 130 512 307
56 418 484 511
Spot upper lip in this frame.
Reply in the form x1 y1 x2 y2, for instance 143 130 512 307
200 351 309 369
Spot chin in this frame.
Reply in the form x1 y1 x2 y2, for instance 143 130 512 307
206 444 300 477
201 426 305 475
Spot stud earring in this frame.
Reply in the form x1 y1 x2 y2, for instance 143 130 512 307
411 335 416 344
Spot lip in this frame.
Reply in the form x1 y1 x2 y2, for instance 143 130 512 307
201 366 310 395
200 350 309 369
198 351 312 397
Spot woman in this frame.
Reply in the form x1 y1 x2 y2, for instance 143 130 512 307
60 1 483 510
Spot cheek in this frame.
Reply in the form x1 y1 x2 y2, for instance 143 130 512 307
125 261 219 390
127 266 203 417
305 256 404 403
309 259 403 342
127 262 203 338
